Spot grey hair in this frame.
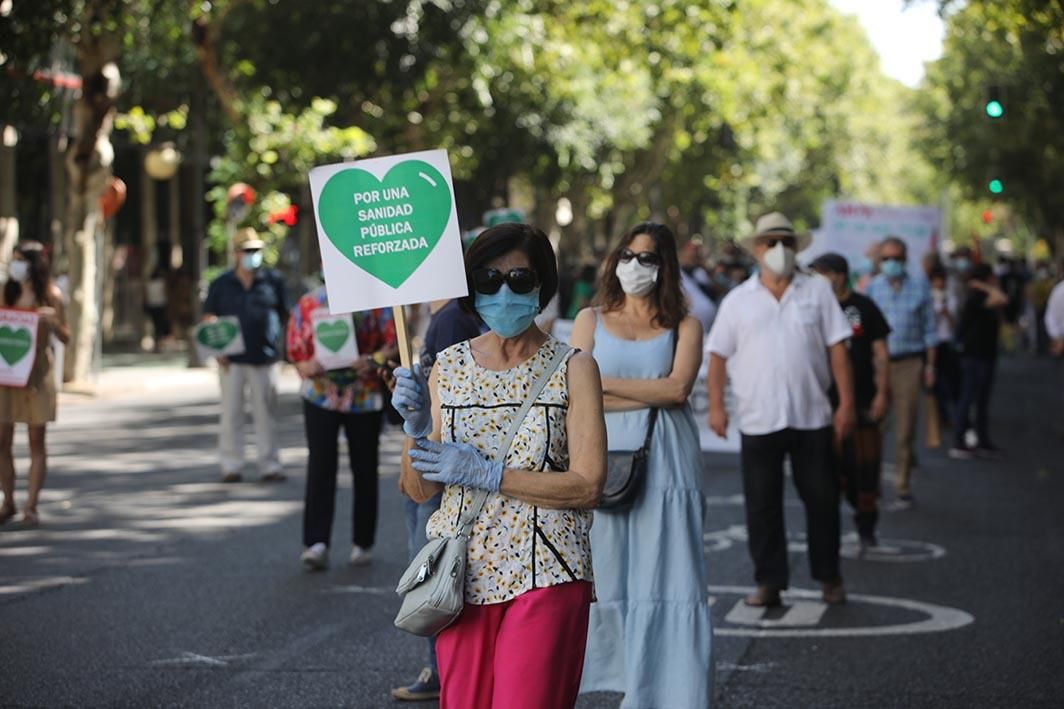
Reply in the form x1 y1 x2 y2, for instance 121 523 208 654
880 235 908 255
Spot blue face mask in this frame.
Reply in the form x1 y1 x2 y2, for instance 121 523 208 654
881 259 906 279
475 284 541 339
241 250 263 270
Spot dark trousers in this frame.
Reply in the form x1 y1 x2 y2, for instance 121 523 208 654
934 342 960 426
740 426 840 589
954 356 995 448
302 401 382 548
836 422 882 539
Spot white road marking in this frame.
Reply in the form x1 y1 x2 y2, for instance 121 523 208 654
708 585 974 638
716 662 778 673
725 599 828 628
151 652 256 667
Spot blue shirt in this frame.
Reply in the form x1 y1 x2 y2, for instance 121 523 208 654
203 269 288 364
866 273 936 357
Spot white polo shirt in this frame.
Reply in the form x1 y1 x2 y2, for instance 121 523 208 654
707 273 852 436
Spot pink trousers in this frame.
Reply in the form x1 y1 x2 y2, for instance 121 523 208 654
435 581 593 709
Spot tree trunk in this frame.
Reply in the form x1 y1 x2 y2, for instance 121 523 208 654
0 125 18 267
62 32 120 386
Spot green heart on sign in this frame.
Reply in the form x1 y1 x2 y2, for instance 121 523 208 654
315 319 351 353
0 326 32 366
317 160 452 289
197 320 240 351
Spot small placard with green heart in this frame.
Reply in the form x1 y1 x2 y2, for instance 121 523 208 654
194 316 246 359
0 308 39 388
309 149 468 314
311 310 359 370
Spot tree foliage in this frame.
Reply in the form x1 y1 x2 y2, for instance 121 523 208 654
918 0 1064 245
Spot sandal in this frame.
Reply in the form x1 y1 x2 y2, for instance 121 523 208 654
260 471 287 483
21 508 39 528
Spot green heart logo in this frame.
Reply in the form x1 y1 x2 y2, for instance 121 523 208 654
197 320 239 350
315 319 351 353
0 326 32 366
317 160 452 288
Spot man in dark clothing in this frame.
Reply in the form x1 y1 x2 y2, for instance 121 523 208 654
391 298 483 702
950 264 1008 459
812 253 891 549
203 228 288 482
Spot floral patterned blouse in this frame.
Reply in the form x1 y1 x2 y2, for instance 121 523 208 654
425 337 594 605
286 287 396 413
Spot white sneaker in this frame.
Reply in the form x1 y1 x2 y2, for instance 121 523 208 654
349 544 373 566
300 542 329 571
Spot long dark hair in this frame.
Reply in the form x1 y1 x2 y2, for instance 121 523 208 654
593 221 688 329
4 241 52 307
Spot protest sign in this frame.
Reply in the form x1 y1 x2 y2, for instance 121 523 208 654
194 316 246 361
309 149 467 367
312 309 360 370
0 309 39 388
815 201 942 272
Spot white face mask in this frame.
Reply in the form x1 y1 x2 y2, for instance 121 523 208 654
615 258 660 296
762 242 796 278
8 261 29 283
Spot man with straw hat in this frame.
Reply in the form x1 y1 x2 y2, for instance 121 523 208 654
707 212 856 607
203 228 289 483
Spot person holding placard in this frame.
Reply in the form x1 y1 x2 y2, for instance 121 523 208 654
393 224 607 709
203 228 288 483
0 241 70 527
286 285 397 570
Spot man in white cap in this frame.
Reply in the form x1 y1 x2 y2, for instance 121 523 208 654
203 228 289 483
706 212 856 606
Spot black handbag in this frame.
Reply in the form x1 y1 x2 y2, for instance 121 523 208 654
599 408 660 510
597 326 678 511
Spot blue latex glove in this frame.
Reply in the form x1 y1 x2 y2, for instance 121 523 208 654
391 364 433 439
409 439 503 492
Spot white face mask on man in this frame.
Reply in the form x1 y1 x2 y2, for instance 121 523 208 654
761 242 796 278
615 258 660 296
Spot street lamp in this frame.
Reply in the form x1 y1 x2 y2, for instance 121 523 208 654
144 142 182 180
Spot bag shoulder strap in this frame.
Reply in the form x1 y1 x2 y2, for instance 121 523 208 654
459 341 572 537
641 325 681 449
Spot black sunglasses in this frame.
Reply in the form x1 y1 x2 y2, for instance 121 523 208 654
881 256 905 263
619 249 663 267
756 236 798 249
472 267 539 295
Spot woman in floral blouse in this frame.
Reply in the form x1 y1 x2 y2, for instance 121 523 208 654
286 285 397 570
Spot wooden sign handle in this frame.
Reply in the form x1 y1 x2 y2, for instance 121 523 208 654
392 305 414 370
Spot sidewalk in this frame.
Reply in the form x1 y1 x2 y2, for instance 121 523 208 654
60 347 301 403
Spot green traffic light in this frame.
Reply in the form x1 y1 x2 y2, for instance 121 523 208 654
985 100 1004 118
988 178 1004 194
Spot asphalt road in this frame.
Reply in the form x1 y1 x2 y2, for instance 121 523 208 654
1 355 1062 708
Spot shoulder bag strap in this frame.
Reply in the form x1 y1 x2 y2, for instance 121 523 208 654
641 325 681 450
458 343 573 537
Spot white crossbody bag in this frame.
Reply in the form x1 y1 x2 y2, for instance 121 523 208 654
394 344 571 637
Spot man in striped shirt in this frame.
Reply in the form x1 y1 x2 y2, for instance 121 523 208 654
866 236 937 509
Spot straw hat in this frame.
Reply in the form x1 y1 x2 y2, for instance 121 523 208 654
232 227 266 251
740 212 811 252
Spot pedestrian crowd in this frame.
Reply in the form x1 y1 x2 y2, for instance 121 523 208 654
3 211 1063 709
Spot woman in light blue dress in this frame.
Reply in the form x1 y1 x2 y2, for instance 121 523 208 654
572 222 713 708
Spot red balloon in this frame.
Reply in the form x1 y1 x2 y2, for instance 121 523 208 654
99 177 127 219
